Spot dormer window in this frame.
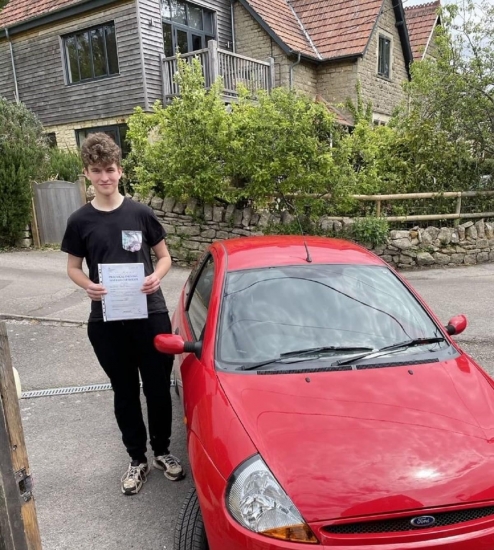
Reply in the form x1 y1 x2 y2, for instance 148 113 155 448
161 0 216 57
378 35 391 79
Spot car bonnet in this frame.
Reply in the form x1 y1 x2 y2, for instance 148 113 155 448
218 355 494 523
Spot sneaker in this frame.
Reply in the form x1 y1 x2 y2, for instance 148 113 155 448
153 454 185 481
121 461 150 495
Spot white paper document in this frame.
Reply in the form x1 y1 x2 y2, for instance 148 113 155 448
98 263 148 322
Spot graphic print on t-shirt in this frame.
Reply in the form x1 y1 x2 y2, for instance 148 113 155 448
122 230 142 252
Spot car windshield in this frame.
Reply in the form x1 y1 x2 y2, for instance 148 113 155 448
217 264 446 368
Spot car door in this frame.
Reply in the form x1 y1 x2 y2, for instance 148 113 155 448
172 254 215 402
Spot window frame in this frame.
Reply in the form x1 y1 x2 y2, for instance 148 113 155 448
373 114 390 126
161 0 217 57
185 254 215 341
75 124 129 158
63 21 120 85
377 33 392 80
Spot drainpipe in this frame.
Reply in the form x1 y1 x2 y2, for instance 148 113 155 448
5 28 20 103
230 0 236 52
289 52 301 89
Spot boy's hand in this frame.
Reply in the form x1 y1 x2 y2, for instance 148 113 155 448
141 275 161 295
86 283 107 301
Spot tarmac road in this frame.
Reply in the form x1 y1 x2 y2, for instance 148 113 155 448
1 250 494 549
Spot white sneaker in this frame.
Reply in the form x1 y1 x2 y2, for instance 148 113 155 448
121 461 150 495
153 454 185 481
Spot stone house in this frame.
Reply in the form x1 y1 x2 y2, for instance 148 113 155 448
0 0 440 148
234 0 441 125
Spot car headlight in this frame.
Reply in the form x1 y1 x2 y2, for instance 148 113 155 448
226 455 318 544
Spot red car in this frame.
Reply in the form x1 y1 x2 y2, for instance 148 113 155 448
155 235 494 550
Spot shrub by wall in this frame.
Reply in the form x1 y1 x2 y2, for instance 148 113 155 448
0 99 47 246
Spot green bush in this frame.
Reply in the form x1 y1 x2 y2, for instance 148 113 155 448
41 147 83 182
125 57 234 203
125 57 348 210
348 217 389 248
0 98 47 246
124 49 492 225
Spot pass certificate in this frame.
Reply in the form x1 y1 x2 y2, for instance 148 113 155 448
98 263 148 322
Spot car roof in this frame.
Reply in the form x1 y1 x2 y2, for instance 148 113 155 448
212 235 385 271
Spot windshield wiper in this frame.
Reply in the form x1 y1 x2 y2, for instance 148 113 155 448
239 346 373 372
333 337 446 366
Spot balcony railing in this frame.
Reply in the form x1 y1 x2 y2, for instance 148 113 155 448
161 40 275 102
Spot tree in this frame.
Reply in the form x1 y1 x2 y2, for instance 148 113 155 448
402 0 494 181
125 57 234 203
0 98 47 246
126 57 347 212
229 86 340 209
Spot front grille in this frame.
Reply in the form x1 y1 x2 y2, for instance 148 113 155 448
324 506 494 534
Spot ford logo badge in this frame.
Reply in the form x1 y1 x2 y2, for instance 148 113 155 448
410 515 436 527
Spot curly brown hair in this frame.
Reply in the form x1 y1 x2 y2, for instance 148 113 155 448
81 132 122 168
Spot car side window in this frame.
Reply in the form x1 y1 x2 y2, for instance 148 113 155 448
186 255 214 340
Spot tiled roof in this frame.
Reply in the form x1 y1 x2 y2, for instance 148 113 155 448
316 95 354 126
404 1 440 60
0 0 84 29
291 0 384 59
242 0 386 61
240 0 317 58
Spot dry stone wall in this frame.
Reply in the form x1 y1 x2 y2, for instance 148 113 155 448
379 221 494 269
141 195 494 270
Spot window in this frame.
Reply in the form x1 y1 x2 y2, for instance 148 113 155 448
75 124 129 158
378 35 391 79
64 22 119 84
43 132 58 148
161 0 216 57
187 255 214 340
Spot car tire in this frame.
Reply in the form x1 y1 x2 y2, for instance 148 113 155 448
174 487 208 550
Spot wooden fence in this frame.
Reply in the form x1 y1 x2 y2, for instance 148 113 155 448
286 190 494 224
350 190 494 222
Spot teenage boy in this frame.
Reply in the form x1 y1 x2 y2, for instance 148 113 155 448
61 133 184 495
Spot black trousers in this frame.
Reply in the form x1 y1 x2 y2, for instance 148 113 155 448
87 313 173 462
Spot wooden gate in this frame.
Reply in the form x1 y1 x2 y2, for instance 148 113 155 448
32 179 86 246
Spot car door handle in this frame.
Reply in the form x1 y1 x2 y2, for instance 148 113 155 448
174 328 179 335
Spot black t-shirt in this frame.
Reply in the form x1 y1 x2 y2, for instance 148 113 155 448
61 198 168 322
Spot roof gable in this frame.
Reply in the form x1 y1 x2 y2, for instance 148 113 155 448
404 1 441 60
291 0 384 60
237 0 317 58
240 0 412 68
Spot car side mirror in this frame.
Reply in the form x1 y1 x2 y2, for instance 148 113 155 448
154 334 202 356
445 314 467 336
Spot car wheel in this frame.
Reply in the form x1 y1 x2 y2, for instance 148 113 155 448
174 487 208 550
